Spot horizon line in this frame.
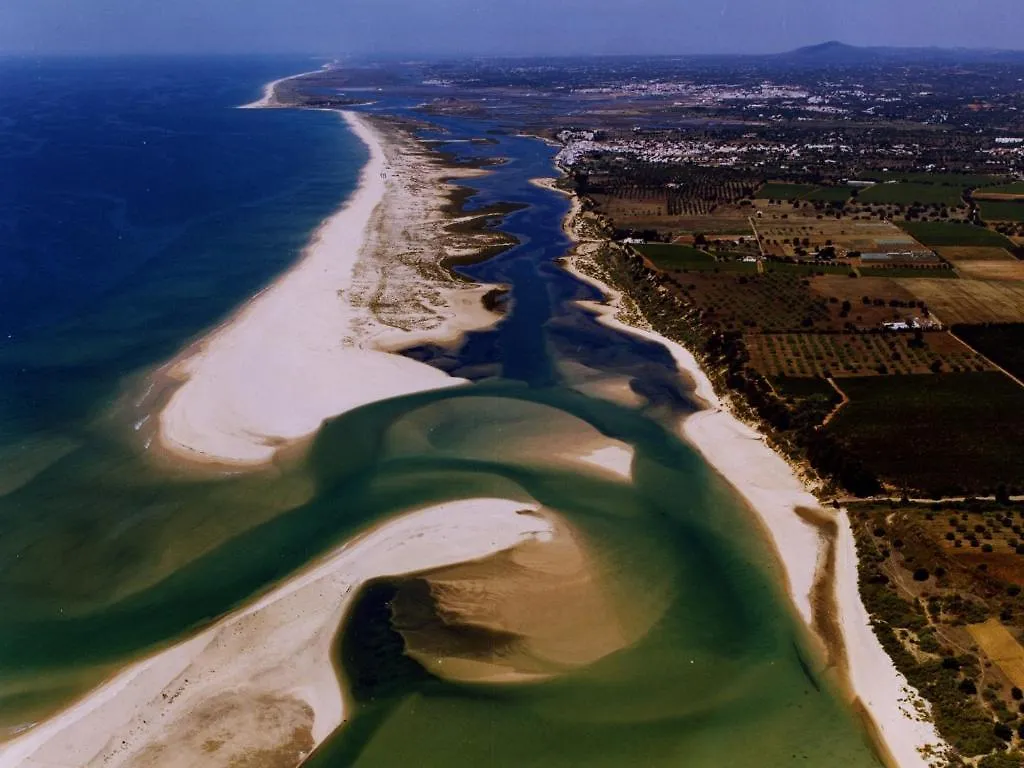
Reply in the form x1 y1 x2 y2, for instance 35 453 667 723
3 40 1024 60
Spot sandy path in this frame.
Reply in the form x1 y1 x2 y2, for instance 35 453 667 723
0 498 556 768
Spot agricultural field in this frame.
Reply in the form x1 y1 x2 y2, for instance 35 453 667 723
981 182 1024 196
858 266 956 279
827 372 1024 496
896 278 1024 325
763 261 852 276
953 324 1024 382
770 375 842 404
860 171 1006 187
937 246 1019 262
756 183 851 203
671 216 754 235
966 621 1024 690
588 170 759 234
664 272 830 332
980 200 1024 223
804 186 852 203
918 505 1024 585
937 247 1024 281
746 331 991 378
858 182 966 207
899 221 1015 248
592 192 755 235
755 215 925 258
756 182 815 200
634 243 717 270
807 275 933 329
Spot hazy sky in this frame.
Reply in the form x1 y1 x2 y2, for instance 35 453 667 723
2 0 1021 56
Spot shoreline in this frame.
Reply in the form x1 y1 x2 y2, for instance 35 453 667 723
238 66 326 109
154 109 509 469
155 110 458 466
550 176 946 768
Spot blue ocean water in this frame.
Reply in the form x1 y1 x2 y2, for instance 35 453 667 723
0 56 366 441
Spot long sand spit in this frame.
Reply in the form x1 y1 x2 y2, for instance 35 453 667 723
238 67 326 109
0 499 557 768
157 111 481 466
553 185 946 768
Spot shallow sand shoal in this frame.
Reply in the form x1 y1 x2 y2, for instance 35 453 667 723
0 498 556 768
397 513 657 685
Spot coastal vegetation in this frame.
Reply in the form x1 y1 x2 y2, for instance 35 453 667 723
852 498 1024 764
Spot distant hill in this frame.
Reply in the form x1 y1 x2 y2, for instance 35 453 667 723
774 41 1024 66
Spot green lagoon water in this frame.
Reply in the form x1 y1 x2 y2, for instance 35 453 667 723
0 61 883 766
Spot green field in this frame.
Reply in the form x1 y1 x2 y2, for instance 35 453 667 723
953 324 1024 382
756 183 850 203
858 266 957 279
860 172 1004 188
828 372 1024 496
858 183 965 207
898 221 1014 248
983 182 1024 195
635 243 717 270
771 375 842 403
804 187 852 203
757 183 816 200
979 200 1024 222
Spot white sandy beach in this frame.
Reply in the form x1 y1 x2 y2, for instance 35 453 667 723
239 67 326 109
158 112 456 464
156 109 508 467
0 498 558 768
557 191 946 767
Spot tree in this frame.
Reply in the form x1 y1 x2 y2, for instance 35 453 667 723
996 484 1011 505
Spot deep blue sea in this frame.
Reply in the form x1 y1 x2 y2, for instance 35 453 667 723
0 56 366 442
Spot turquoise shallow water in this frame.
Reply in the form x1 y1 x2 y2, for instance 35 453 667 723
0 60 882 765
